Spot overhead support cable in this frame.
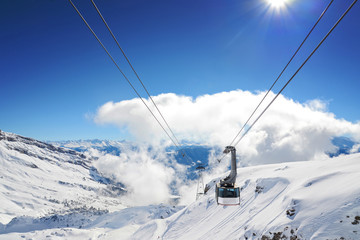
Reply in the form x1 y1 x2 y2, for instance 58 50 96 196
218 0 335 162
90 0 183 150
232 0 357 148
229 0 334 147
68 0 183 152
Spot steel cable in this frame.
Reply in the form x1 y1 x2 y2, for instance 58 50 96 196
218 0 345 162
69 0 182 151
227 0 334 148
90 0 183 149
89 0 191 162
233 0 357 148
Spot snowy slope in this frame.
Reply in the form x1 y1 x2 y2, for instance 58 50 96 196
0 131 182 239
0 130 127 222
133 153 360 240
0 204 182 240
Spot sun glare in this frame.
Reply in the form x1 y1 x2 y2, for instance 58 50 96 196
267 0 287 8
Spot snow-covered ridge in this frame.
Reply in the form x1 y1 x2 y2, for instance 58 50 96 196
49 139 128 156
0 130 125 192
0 130 89 168
0 130 126 224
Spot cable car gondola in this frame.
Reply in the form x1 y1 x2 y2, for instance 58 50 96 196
216 146 240 206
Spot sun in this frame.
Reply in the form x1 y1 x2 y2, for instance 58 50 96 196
267 0 287 9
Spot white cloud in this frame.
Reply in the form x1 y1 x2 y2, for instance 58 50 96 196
94 90 360 162
351 144 360 154
93 144 183 205
305 99 329 112
95 91 260 145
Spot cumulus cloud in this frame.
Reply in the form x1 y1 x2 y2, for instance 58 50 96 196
95 91 260 145
94 90 360 164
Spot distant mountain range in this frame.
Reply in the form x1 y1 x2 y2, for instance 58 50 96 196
50 136 360 171
50 140 216 181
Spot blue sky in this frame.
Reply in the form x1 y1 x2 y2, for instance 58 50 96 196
1 0 359 141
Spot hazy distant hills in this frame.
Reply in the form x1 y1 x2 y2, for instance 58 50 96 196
50 136 360 167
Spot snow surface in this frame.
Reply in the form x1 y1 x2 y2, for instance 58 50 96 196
133 154 360 240
1 130 360 239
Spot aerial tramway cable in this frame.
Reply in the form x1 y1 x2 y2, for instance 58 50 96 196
218 0 335 162
227 0 334 148
231 0 357 150
90 0 183 151
69 0 189 158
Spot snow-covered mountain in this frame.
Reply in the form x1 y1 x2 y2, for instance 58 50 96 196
0 131 182 239
50 139 129 156
0 130 121 223
1 130 360 239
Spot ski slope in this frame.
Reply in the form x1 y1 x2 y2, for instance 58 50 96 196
133 153 360 239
